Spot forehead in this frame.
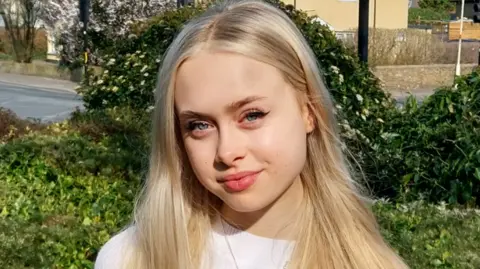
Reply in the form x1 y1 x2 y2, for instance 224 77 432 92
174 51 289 111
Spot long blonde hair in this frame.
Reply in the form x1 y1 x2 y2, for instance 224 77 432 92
123 0 409 268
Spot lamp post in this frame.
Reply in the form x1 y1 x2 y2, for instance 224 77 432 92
358 0 369 63
79 0 90 84
455 0 465 77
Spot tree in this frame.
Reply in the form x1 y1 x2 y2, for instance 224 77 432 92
38 0 172 67
0 0 42 63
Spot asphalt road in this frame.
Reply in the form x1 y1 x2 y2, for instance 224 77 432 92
0 73 433 124
0 80 83 123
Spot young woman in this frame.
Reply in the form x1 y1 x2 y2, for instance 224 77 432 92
95 0 409 268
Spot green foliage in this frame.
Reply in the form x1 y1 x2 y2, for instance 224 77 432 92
379 72 480 205
408 7 450 23
375 201 480 268
78 6 205 110
418 0 454 12
0 108 149 268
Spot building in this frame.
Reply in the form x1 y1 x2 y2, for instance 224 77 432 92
281 0 409 31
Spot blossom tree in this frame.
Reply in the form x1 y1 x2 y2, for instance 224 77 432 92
38 0 172 66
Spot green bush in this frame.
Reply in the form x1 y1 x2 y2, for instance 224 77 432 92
374 200 480 269
374 72 480 205
0 108 149 268
418 0 454 13
408 8 450 23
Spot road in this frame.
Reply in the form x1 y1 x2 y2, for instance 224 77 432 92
0 74 83 123
0 73 434 124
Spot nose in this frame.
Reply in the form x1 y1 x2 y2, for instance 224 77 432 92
215 127 246 166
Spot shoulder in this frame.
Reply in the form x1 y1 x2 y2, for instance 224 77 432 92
94 226 136 269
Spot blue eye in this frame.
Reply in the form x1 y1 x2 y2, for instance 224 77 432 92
245 111 265 122
187 121 209 131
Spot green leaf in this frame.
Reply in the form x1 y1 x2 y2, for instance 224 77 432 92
475 168 480 181
82 217 92 226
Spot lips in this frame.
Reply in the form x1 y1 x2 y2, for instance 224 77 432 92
220 170 261 192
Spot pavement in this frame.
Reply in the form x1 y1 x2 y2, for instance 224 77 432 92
0 73 83 123
390 88 435 107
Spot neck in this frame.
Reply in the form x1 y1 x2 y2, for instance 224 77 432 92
220 177 304 240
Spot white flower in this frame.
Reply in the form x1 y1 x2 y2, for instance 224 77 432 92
107 58 116 66
355 94 363 102
331 65 340 74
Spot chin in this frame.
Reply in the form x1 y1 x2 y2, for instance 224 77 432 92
221 193 274 213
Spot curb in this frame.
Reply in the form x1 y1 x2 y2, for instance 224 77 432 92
0 79 79 94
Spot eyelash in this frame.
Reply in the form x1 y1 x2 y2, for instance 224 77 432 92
185 109 268 132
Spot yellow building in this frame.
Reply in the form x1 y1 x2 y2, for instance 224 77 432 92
282 0 409 31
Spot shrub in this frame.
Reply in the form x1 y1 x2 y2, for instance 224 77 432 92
368 71 480 204
0 108 149 268
374 200 480 269
0 107 45 143
418 0 454 13
408 8 450 23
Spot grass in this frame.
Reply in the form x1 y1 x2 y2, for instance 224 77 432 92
343 28 480 66
0 107 479 268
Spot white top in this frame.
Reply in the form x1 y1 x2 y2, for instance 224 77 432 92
94 219 294 269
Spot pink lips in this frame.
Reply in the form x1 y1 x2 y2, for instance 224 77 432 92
221 170 261 192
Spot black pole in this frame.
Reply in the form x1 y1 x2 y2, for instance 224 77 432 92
83 22 88 85
80 0 90 85
478 47 480 67
358 0 369 63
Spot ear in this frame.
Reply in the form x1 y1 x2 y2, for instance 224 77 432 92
301 103 315 134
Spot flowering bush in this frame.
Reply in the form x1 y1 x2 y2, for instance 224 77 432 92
39 0 172 67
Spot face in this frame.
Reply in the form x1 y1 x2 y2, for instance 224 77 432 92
174 51 314 213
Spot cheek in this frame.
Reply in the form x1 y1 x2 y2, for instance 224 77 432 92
251 114 307 172
184 139 216 181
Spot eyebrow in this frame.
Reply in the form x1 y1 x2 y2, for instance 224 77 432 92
177 95 266 121
226 95 266 113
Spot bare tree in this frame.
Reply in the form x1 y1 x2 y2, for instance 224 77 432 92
0 0 43 63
